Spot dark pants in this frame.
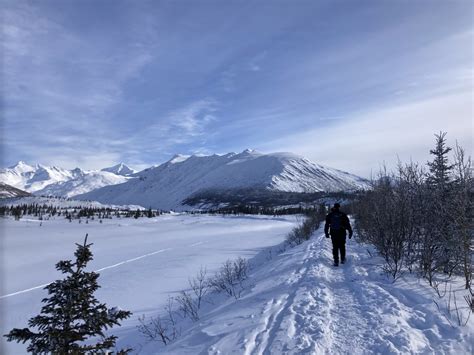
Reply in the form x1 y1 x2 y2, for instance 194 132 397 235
331 232 346 263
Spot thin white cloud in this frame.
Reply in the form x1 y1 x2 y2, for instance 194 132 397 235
261 90 473 177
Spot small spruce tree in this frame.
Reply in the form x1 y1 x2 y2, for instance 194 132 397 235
426 131 454 192
4 234 132 354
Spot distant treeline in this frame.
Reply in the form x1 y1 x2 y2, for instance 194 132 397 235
183 188 360 210
0 204 163 221
188 204 327 216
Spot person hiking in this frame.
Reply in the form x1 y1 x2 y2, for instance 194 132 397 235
324 203 353 266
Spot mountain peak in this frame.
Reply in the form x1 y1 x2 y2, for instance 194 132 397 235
77 150 370 210
101 163 136 176
168 154 191 164
9 161 35 173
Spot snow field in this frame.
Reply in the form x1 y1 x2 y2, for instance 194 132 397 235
0 214 297 354
1 215 472 354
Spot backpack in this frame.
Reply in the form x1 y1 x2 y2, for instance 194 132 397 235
330 212 344 231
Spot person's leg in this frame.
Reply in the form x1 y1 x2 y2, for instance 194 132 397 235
331 236 339 265
340 241 346 263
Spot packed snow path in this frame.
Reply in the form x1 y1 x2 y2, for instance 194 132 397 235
163 232 472 354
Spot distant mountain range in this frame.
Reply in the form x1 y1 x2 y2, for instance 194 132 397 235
0 162 135 198
1 151 370 209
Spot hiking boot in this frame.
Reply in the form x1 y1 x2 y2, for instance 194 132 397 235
341 259 345 264
333 261 339 267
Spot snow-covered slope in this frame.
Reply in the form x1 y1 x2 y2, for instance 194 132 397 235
0 162 75 192
35 171 129 198
76 150 370 210
101 163 136 176
0 162 135 197
157 231 473 354
0 182 31 199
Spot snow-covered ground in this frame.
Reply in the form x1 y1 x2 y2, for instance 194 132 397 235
158 231 473 355
1 215 472 354
0 214 297 354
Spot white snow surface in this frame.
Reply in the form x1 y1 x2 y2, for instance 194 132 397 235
0 162 75 192
159 231 473 355
0 214 297 354
36 171 129 197
0 162 132 197
76 150 370 210
1 215 472 354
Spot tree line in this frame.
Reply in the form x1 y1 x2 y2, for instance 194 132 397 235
0 204 163 221
353 132 472 291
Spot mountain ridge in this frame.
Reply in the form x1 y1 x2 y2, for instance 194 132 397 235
75 150 370 210
0 162 136 197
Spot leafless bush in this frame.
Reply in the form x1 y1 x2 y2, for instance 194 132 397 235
209 257 249 299
189 266 208 310
286 207 325 246
286 224 308 246
137 297 180 345
176 291 199 321
433 285 473 327
464 288 474 313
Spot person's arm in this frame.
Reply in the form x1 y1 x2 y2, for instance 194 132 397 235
324 214 330 238
345 214 353 238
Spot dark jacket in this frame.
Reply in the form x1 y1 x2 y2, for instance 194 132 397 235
324 210 353 237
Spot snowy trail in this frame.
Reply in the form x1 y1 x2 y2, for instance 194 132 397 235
163 232 471 354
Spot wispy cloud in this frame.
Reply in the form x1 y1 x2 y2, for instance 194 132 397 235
2 0 472 175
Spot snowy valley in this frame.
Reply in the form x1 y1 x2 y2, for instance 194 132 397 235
1 147 472 355
1 214 472 354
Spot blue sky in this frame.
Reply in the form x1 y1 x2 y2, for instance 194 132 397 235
2 0 472 177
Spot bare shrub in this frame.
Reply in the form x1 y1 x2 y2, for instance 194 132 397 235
189 266 208 310
176 291 199 321
209 257 249 299
286 207 325 246
433 285 473 327
137 297 180 345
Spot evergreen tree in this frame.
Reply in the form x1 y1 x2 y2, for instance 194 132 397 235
4 234 131 354
147 208 153 218
426 131 454 192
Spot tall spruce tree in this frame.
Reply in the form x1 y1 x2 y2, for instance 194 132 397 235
423 132 455 279
4 234 131 354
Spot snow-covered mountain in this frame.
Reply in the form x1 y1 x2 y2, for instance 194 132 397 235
0 162 76 192
35 171 129 198
101 163 136 176
0 182 31 199
76 150 370 210
0 162 135 197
